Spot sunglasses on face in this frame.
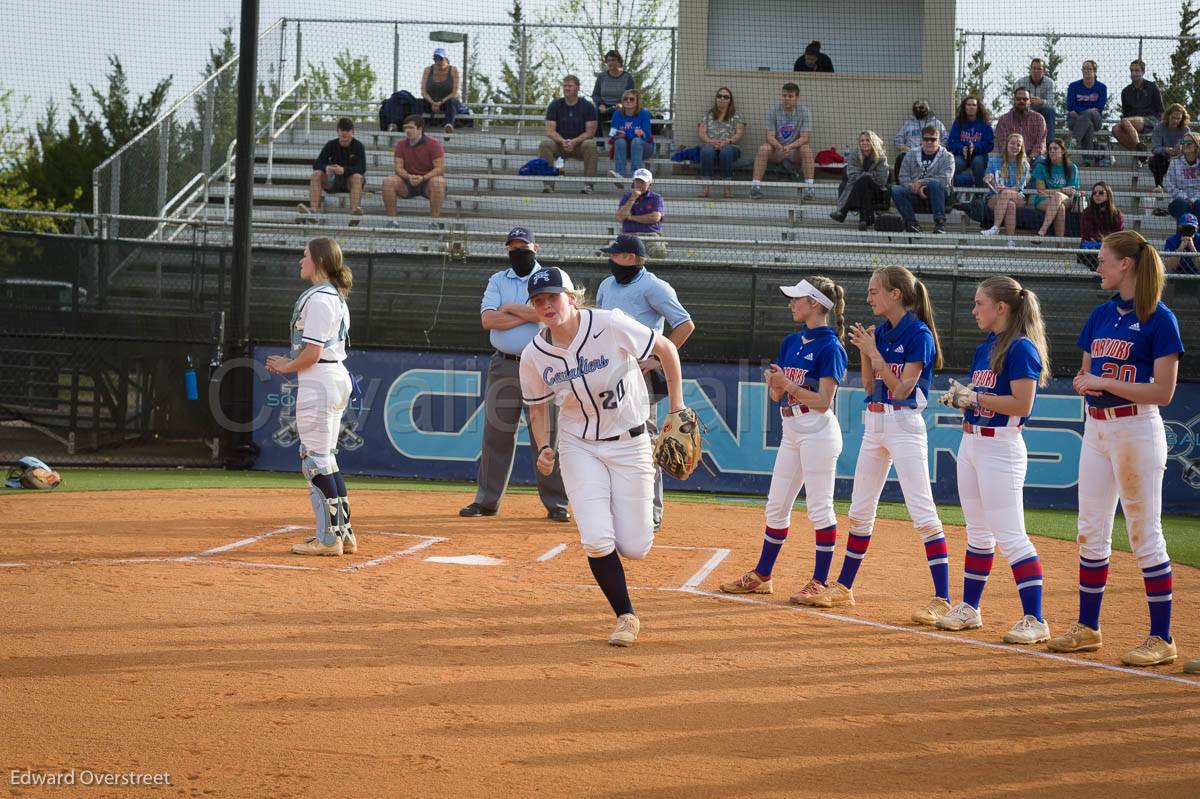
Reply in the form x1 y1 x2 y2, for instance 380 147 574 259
716 94 731 99
922 137 938 142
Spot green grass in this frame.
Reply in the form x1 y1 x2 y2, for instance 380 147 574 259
11 468 1200 568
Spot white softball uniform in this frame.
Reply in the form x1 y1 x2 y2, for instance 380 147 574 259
291 282 352 460
520 308 657 558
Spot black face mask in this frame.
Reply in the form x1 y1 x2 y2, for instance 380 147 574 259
508 248 537 277
609 260 642 284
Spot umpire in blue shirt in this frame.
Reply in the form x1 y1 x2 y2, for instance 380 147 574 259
461 227 570 521
596 234 695 528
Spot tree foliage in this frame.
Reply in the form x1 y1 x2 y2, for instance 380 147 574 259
306 50 377 120
0 88 63 234
1156 0 1200 111
477 0 557 112
957 34 993 109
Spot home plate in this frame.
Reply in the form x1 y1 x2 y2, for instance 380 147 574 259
424 555 506 566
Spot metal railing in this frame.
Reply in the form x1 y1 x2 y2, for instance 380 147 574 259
265 78 312 184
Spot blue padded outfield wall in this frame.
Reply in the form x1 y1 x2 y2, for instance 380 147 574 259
252 347 1200 514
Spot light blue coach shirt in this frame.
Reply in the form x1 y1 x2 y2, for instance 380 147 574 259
595 268 690 333
481 263 544 355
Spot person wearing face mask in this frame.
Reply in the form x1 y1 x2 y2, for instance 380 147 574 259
460 226 571 521
595 234 695 530
893 100 946 182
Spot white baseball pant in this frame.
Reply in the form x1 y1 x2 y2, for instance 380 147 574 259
558 432 655 559
1077 407 1170 568
848 408 942 535
296 363 353 461
765 411 842 530
956 429 1037 563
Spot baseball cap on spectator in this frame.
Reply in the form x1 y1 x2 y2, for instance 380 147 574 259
779 279 834 309
433 47 448 59
633 168 653 184
506 226 535 244
600 234 646 257
1179 213 1198 229
527 267 575 298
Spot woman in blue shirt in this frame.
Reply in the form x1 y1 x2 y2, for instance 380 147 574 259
607 89 654 179
948 95 994 190
1031 138 1080 239
1067 60 1108 161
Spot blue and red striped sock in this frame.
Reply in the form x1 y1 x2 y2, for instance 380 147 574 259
812 525 837 583
923 531 951 601
961 545 994 609
754 526 788 579
836 532 872 588
1011 554 1044 621
1142 561 1173 642
1078 555 1109 630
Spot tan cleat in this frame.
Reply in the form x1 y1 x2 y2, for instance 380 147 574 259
1003 615 1051 645
608 613 640 647
1046 622 1103 653
807 580 855 609
341 529 358 555
1183 658 1200 675
912 597 953 626
291 536 343 556
719 570 773 595
789 578 827 606
936 602 982 631
1121 636 1177 667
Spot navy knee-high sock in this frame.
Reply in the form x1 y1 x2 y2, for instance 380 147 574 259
311 473 338 501
588 551 634 617
333 471 348 497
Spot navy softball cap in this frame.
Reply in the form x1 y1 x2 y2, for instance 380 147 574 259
506 226 534 244
600 234 646 257
528 267 575 298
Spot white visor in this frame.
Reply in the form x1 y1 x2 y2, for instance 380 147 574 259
779 279 834 309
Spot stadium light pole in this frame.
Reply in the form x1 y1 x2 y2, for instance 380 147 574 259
226 0 260 467
429 31 469 102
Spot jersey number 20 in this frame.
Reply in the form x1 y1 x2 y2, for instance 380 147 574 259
1100 362 1137 382
599 379 626 410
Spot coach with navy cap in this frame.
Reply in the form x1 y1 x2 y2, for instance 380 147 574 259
596 234 694 528
461 226 570 521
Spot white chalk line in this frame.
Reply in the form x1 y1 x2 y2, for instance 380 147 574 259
338 535 446 572
537 543 568 562
193 525 303 557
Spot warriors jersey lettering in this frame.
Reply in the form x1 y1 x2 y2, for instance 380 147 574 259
291 282 349 361
1076 295 1184 409
963 334 1042 427
519 308 657 440
775 326 848 411
866 311 936 409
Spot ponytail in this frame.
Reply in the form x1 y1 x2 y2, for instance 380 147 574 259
978 276 1050 386
873 266 943 370
308 237 353 296
1101 230 1164 322
806 274 846 341
911 281 945 370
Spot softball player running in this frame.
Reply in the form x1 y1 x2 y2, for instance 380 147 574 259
266 238 356 556
1047 230 1184 667
803 266 952 625
936 276 1052 644
719 277 848 603
519 267 685 647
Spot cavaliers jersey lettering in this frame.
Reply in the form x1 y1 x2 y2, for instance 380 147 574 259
963 334 1041 427
866 312 936 409
1076 296 1184 409
519 308 656 440
775 326 848 411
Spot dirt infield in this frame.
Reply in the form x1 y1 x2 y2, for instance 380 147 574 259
3 488 1200 798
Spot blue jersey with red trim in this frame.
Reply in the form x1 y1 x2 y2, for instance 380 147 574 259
776 326 848 410
866 312 936 409
1076 295 1184 409
963 333 1042 427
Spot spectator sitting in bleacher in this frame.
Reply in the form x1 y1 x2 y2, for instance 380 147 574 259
1015 59 1056 145
1113 59 1163 158
539 75 599 194
382 115 446 227
981 132 1030 244
1150 104 1191 192
830 130 890 231
606 89 653 181
994 87 1047 161
297 117 366 226
1167 132 1200 219
891 125 953 234
1080 181 1124 247
793 41 834 73
893 100 946 181
1066 60 1108 165
697 87 745 198
1031 138 1080 240
617 168 666 259
1164 213 1200 275
750 83 815 199
421 48 461 134
592 50 635 128
948 96 993 194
